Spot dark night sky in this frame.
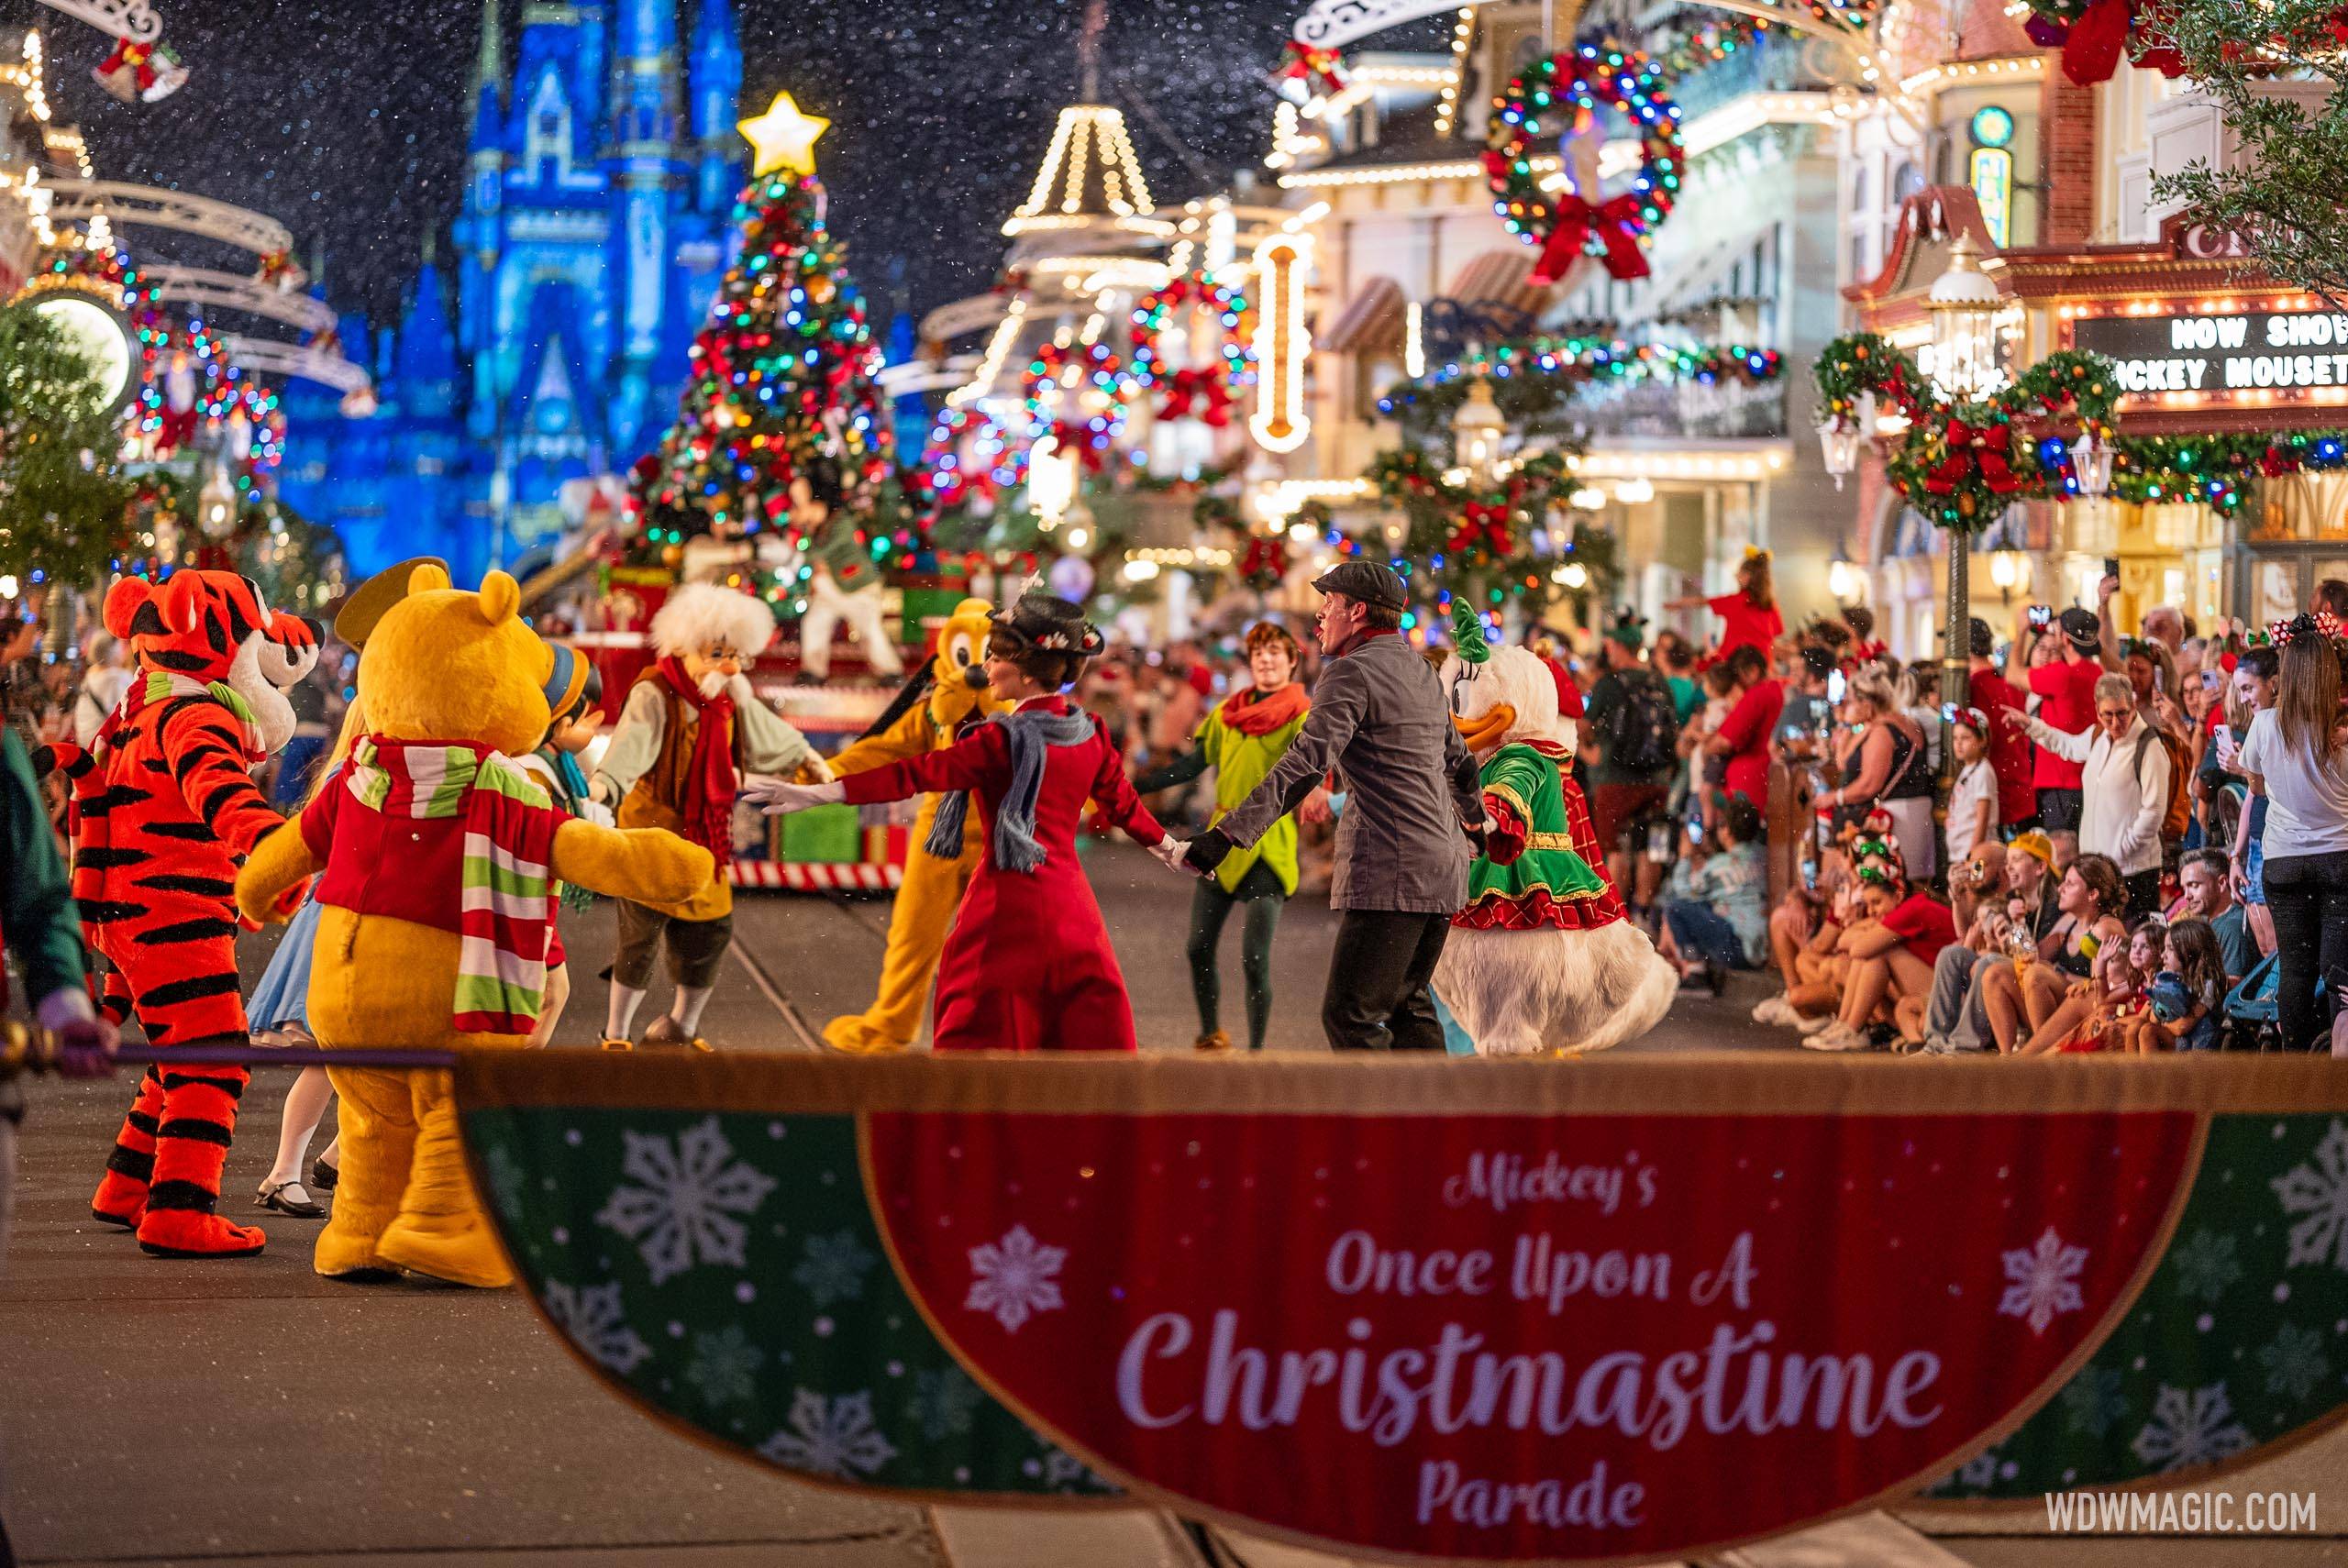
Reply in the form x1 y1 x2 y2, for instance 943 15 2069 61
6 0 1404 335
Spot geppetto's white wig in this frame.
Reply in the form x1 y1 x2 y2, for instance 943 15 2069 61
649 582 778 660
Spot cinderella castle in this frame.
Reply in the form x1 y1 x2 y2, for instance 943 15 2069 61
277 0 748 583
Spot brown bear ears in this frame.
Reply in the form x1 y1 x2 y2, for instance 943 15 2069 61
400 563 520 628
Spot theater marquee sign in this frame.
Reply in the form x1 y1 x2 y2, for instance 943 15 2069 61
2072 306 2348 403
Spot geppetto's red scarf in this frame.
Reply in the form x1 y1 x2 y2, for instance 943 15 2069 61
1219 681 1310 738
655 656 740 868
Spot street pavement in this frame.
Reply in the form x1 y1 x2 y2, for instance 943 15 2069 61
4 845 2341 1566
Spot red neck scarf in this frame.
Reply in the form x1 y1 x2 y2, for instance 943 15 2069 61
1222 681 1309 737
656 656 738 867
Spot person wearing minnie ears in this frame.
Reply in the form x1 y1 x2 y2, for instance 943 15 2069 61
748 593 1170 1053
1174 561 1486 1053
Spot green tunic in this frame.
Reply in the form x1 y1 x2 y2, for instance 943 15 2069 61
1197 703 1308 897
1468 741 1612 911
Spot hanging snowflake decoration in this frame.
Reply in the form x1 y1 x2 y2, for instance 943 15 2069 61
1483 39 1683 286
966 1223 1068 1333
758 1389 898 1480
1997 1226 2089 1335
541 1279 653 1375
593 1116 781 1285
2273 1119 2348 1273
2129 1383 2253 1474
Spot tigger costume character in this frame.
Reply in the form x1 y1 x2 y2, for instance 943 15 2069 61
72 570 320 1257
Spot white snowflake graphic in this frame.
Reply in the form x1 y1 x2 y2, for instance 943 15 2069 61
758 1388 898 1480
2170 1229 2244 1304
1998 1227 2089 1334
792 1228 879 1309
2057 1365 2130 1438
965 1224 1068 1333
683 1323 766 1407
907 1364 985 1441
2273 1119 2348 1273
1953 1448 2003 1489
541 1279 652 1374
594 1117 780 1285
2257 1322 2330 1402
2130 1383 2254 1473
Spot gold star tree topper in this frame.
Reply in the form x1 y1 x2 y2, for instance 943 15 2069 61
739 91 829 177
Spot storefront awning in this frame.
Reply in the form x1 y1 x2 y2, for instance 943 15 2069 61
1318 275 1406 354
1444 248 1553 321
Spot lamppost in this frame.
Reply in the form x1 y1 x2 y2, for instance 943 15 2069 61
1451 372 1505 479
1925 233 2003 778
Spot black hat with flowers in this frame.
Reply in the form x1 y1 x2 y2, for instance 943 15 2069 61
990 591 1104 657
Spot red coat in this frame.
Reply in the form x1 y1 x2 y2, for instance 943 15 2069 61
838 695 1166 1053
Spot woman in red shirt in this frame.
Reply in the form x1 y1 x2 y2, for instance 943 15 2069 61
1667 549 1783 659
1704 644 1782 807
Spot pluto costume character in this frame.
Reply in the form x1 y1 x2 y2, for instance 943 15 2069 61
236 567 711 1286
591 582 825 1050
821 597 1009 1053
1433 612 1677 1055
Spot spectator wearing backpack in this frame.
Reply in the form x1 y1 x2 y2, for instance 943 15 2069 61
2008 672 2170 918
1583 611 1680 918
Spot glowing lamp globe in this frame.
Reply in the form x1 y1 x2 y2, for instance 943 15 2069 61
1926 233 2003 402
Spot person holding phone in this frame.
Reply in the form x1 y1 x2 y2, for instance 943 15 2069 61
1965 616 2035 833
2009 602 2107 834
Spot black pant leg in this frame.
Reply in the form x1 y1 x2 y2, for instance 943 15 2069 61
1323 910 1416 1052
2315 854 2348 1050
1385 914 1454 1052
2265 854 2324 1051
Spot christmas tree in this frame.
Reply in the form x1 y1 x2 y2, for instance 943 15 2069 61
627 92 910 604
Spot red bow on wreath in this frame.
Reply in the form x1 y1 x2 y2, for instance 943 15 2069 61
1159 368 1234 427
1049 422 1109 472
1525 188 1653 286
1448 502 1514 557
1276 40 1348 98
1924 420 2030 497
2025 0 2187 83
1240 535 1289 584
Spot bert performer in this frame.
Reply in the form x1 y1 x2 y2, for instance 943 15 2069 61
750 592 1166 1052
591 583 827 1051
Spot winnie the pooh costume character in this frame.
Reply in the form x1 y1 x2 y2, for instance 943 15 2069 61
1432 608 1677 1056
235 566 711 1286
820 597 1009 1054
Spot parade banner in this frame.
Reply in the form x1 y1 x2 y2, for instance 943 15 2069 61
454 1054 2348 1565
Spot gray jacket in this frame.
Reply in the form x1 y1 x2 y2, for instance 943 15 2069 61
1216 631 1479 912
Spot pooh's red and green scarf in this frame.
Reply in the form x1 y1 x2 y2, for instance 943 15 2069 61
346 738 563 1032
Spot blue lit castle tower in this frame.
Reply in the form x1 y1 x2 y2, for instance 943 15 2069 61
279 0 744 583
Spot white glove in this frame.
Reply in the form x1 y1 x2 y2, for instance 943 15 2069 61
1150 836 1191 873
725 672 759 704
578 797 616 829
803 752 836 783
589 774 618 807
743 778 847 816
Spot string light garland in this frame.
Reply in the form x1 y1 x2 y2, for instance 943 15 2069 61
1483 39 1683 286
1023 338 1133 465
1365 447 1618 613
627 161 905 604
1129 270 1257 425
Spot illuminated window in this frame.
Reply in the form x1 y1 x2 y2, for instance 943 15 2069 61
1970 148 2013 247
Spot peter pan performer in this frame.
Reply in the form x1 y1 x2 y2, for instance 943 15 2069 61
590 583 827 1051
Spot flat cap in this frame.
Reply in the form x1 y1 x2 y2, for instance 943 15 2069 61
1310 559 1409 612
